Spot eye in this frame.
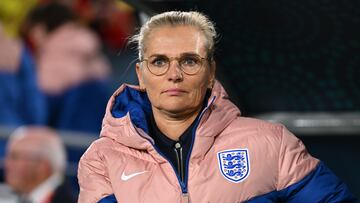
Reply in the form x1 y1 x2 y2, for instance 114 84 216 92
150 57 168 67
181 56 200 66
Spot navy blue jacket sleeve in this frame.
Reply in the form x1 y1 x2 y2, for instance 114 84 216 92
247 162 358 203
97 194 117 203
281 162 357 202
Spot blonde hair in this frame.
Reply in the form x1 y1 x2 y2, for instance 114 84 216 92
130 11 217 60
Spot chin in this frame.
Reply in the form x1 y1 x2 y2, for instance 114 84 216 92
163 106 186 113
162 104 198 115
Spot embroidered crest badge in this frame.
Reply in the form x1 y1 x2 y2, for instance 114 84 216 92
217 149 250 183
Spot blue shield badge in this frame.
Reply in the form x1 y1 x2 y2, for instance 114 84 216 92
217 149 250 183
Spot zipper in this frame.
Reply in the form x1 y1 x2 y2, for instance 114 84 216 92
181 192 190 203
174 142 184 182
134 128 186 189
182 95 216 193
133 96 217 198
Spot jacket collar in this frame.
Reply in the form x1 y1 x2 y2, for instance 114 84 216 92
100 81 241 161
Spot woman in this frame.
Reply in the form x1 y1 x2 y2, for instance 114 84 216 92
78 11 356 203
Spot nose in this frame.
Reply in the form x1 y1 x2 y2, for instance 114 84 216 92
166 60 183 81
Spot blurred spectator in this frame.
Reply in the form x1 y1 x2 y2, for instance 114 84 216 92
22 2 112 133
0 23 47 127
4 126 76 203
24 2 110 94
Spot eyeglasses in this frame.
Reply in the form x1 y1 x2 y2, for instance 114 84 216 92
141 54 208 76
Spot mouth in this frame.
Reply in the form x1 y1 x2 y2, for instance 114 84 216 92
162 88 187 96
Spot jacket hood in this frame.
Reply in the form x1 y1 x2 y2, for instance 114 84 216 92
100 80 241 153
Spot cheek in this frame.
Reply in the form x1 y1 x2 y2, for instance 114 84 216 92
4 159 19 174
142 74 162 98
5 162 25 185
187 77 210 105
192 81 208 100
6 160 34 177
141 70 154 88
193 72 211 92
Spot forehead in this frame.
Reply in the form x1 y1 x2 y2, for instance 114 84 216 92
8 138 36 151
145 25 207 57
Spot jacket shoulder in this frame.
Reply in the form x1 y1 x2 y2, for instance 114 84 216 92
81 135 156 167
235 117 283 128
82 137 116 157
224 116 285 139
80 136 128 168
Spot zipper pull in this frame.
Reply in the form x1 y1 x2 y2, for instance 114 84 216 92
181 192 190 203
174 142 184 182
175 142 181 150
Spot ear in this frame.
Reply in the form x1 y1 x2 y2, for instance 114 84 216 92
136 63 145 90
208 60 216 89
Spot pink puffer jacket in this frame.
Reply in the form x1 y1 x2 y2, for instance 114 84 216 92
78 81 355 203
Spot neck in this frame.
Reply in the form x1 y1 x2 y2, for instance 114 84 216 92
152 108 202 141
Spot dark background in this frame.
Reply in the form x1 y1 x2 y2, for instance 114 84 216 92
131 0 360 197
135 0 360 114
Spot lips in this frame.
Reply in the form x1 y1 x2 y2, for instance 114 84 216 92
162 88 187 95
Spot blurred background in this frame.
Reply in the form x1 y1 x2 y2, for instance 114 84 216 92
0 0 359 200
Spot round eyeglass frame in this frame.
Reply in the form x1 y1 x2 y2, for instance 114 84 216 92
140 55 209 76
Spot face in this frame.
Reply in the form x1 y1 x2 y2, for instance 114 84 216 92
136 25 215 117
4 139 49 194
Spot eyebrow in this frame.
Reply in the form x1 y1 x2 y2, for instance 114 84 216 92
147 52 201 58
